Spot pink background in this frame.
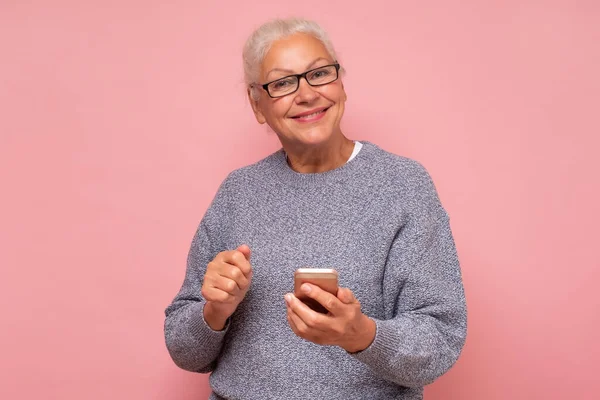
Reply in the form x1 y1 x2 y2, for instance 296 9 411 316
1 1 599 399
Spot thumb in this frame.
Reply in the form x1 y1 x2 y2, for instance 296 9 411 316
236 244 251 261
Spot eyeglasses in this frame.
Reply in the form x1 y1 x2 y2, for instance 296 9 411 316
258 63 341 98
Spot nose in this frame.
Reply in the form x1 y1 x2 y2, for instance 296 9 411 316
294 77 319 103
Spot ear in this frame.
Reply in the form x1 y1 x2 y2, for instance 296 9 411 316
341 81 347 102
247 87 267 125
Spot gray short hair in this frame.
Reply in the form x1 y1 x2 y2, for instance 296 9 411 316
243 17 341 100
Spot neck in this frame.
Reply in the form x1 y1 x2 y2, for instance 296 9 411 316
283 135 354 173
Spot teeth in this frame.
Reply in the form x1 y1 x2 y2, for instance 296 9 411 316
298 110 324 118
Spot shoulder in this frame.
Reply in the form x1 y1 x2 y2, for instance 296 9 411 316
201 150 282 223
215 149 283 194
361 142 437 196
360 142 448 225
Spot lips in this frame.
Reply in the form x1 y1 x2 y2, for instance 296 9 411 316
290 107 330 120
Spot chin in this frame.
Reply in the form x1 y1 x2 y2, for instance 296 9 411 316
289 125 337 145
297 131 335 147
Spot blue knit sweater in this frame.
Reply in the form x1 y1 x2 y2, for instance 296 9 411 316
164 141 467 399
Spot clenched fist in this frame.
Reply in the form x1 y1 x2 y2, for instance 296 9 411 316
202 244 252 330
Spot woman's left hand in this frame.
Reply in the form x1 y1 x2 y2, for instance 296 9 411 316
284 284 376 353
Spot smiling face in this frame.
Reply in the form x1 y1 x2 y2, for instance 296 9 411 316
249 33 347 149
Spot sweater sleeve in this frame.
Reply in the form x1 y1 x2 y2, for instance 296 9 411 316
164 182 232 373
351 167 467 388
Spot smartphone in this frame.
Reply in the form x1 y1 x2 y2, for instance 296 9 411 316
294 268 339 314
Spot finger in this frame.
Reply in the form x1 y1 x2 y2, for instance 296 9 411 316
209 275 241 297
337 287 357 304
219 264 250 290
221 250 252 278
286 308 301 336
201 286 236 303
287 306 310 336
236 244 251 261
285 293 329 330
299 283 343 315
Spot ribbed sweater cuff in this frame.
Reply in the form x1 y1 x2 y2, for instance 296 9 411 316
350 318 399 366
187 302 230 346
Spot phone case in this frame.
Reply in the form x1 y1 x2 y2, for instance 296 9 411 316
294 269 338 314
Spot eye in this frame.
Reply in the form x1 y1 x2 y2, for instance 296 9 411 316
271 78 295 90
310 68 331 79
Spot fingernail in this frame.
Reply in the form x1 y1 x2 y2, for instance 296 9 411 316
301 284 311 293
284 294 292 304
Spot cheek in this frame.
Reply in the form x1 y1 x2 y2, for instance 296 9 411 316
267 102 293 122
323 84 346 104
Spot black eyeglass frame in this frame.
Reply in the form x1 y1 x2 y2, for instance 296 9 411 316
258 63 341 98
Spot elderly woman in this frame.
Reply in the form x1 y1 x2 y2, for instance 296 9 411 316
164 17 467 400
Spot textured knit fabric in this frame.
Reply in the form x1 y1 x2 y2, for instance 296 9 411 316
164 141 467 400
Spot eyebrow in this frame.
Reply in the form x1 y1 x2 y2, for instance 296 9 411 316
265 58 331 80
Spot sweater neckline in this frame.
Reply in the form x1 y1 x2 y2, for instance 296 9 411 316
266 141 376 187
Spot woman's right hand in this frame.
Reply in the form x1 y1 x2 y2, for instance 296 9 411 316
201 244 252 331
